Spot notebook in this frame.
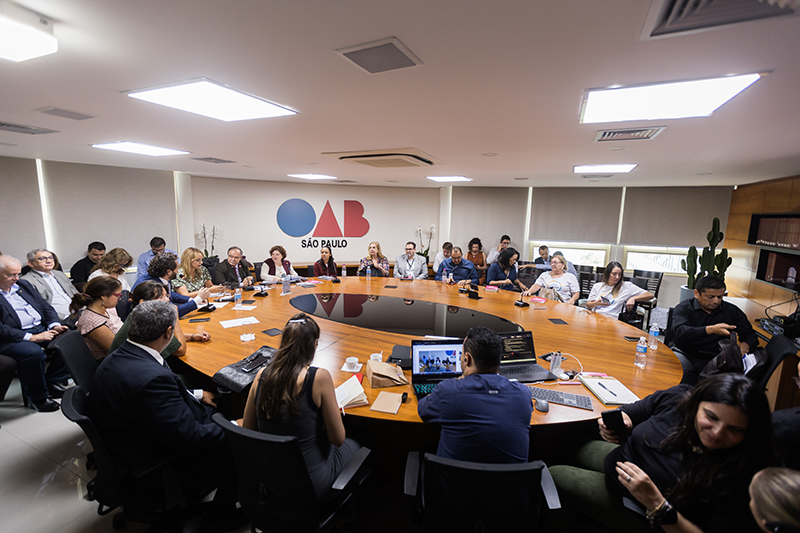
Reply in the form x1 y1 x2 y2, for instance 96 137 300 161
497 331 557 383
410 338 463 400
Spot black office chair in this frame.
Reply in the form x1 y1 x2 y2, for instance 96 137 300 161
49 330 98 392
0 354 17 403
307 264 316 277
574 264 593 274
664 307 675 347
517 265 541 289
632 269 664 298
404 452 560 532
115 289 131 322
252 261 264 281
61 387 205 530
211 412 372 533
753 334 799 390
578 272 604 301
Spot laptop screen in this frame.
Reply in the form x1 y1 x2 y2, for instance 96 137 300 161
498 331 536 362
411 339 463 376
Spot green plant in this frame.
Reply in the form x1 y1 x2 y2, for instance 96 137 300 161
199 223 219 258
681 217 732 289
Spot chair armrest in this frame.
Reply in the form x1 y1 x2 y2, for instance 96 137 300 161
540 464 561 510
131 453 182 479
331 446 371 491
403 451 420 497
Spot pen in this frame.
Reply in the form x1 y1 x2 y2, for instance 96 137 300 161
341 407 345 416
598 382 617 397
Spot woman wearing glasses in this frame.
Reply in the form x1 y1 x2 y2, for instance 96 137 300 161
70 276 124 361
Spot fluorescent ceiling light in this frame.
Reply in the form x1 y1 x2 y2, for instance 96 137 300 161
127 79 298 122
92 142 189 157
287 174 338 180
580 74 761 123
573 164 637 174
0 1 58 62
426 176 472 183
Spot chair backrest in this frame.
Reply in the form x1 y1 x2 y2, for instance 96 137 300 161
418 453 560 531
632 270 664 298
629 277 649 291
574 264 593 274
756 334 799 389
517 266 541 287
115 289 131 321
49 330 98 391
579 272 604 300
664 307 675 347
211 413 323 532
307 264 315 277
253 261 264 281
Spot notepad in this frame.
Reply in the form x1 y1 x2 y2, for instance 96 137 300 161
335 375 368 409
370 391 403 414
578 375 639 405
220 316 260 329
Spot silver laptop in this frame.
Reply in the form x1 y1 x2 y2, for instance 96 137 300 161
497 331 557 383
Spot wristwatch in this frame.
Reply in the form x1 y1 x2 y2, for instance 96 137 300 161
647 499 678 527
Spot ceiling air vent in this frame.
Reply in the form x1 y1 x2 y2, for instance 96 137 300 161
336 37 422 74
324 147 442 168
334 180 358 184
642 0 798 40
594 127 666 142
0 122 59 135
190 157 237 164
581 174 615 179
38 107 95 121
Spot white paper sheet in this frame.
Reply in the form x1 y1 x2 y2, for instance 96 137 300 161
220 316 260 329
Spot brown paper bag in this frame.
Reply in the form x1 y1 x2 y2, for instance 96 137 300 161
366 360 409 388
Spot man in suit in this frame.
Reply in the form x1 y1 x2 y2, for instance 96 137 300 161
90 301 242 529
213 246 254 287
21 248 79 319
394 241 428 279
0 255 69 412
534 245 550 265
69 241 105 288
132 253 209 317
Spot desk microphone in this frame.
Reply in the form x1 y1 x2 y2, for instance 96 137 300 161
514 291 530 307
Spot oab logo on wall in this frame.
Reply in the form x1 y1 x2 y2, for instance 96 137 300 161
276 199 369 248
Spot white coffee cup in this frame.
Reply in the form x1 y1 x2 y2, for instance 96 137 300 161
370 353 382 362
345 357 359 369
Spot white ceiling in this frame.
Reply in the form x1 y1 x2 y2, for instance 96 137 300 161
2 0 800 188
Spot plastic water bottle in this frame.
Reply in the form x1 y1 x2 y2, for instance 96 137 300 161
234 288 242 308
341 264 347 279
366 265 371 281
634 336 647 369
648 323 660 352
442 269 448 285
448 272 454 285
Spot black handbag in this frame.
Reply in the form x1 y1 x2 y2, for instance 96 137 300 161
212 345 276 393
700 331 767 381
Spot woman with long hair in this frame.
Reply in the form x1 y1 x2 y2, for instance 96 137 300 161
749 467 800 533
172 247 220 297
486 247 527 291
466 237 487 285
586 261 652 317
88 247 134 291
357 241 389 277
523 254 579 304
70 276 124 360
549 373 777 533
313 246 338 277
243 313 361 499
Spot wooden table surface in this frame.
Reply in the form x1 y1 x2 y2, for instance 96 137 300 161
178 278 683 426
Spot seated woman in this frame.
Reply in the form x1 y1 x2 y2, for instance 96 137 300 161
172 247 221 297
243 313 362 500
486 247 527 291
357 241 390 277
261 245 298 282
749 467 800 533
70 276 124 361
88 247 133 291
465 237 488 285
523 254 579 304
108 281 210 358
549 373 777 533
313 246 338 277
586 261 653 317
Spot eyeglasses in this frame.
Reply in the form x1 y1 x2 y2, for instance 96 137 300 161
35 256 54 262
111 292 122 298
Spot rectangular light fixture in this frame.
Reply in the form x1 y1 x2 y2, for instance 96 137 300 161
426 176 472 183
573 164 637 174
127 79 298 122
92 142 189 157
0 1 58 62
580 74 762 123
287 174 338 180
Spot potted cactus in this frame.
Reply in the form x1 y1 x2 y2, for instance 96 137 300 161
679 218 732 301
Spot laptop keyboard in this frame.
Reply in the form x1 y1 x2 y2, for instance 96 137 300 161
528 386 594 410
498 363 549 376
413 383 438 398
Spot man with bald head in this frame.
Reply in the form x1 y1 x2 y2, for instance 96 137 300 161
0 256 69 412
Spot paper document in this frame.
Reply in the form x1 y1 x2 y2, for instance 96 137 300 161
370 392 403 414
231 305 257 311
742 353 757 374
578 375 639 405
220 317 260 329
210 302 229 309
336 375 368 409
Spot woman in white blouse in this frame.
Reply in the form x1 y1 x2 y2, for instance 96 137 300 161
523 254 580 304
586 261 653 316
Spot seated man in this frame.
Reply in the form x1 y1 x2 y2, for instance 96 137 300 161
485 234 511 265
90 301 241 528
434 246 478 287
136 236 177 282
534 245 550 265
0 256 69 412
394 241 428 280
432 242 453 272
132 253 209 317
69 241 105 288
213 246 254 287
672 275 758 384
418 326 533 463
21 248 78 319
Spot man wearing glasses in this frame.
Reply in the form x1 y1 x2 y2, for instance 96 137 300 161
0 255 69 412
21 249 78 319
394 242 428 280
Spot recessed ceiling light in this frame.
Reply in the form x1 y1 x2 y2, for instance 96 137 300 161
482 153 498 157
287 173 337 180
127 78 298 122
0 1 58 62
580 74 761 123
426 176 472 183
573 164 637 174
92 142 189 157
607 146 628 151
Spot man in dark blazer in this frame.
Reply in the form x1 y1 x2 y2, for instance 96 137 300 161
213 246 254 286
0 255 69 412
132 252 209 317
90 301 241 528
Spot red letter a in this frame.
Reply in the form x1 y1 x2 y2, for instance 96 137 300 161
313 201 343 237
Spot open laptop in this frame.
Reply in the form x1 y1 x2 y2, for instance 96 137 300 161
410 338 464 400
497 331 557 383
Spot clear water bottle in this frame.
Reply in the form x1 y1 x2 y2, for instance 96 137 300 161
448 272 454 285
648 323 659 352
234 287 242 307
634 336 647 369
341 264 347 279
442 269 448 285
366 265 371 281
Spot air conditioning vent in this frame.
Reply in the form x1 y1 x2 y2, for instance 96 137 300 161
190 157 237 164
38 107 95 121
0 122 59 135
334 180 358 184
595 127 666 142
324 147 442 168
581 174 614 179
336 37 422 74
513 177 530 181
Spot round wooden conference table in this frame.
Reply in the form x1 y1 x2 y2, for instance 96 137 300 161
178 277 683 426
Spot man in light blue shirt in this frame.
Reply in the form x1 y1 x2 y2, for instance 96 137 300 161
136 236 177 281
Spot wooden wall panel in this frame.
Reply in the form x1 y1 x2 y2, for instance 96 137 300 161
729 183 765 214
788 177 800 212
763 180 793 212
725 213 752 242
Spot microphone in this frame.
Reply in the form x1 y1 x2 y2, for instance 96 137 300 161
514 291 530 307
